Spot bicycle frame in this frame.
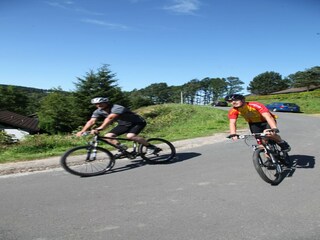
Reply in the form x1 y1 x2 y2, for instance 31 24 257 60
230 133 286 185
60 132 176 177
83 132 176 161
241 134 282 164
89 134 141 159
240 133 276 152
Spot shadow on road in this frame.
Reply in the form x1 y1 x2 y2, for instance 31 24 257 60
170 152 202 163
91 152 202 177
107 160 145 174
283 154 316 179
290 154 316 169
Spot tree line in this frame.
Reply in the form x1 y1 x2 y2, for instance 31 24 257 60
0 64 319 134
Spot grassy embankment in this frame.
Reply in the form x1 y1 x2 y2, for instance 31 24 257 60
245 89 320 114
0 104 238 163
0 89 319 163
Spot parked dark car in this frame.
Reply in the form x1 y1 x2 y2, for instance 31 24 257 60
212 101 228 107
266 102 300 112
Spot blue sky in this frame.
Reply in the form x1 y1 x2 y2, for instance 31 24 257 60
1 0 319 93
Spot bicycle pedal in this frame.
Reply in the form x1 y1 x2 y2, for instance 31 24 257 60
154 147 161 153
114 154 126 159
264 160 276 170
147 147 161 155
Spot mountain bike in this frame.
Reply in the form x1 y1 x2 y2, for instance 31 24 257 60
60 132 176 177
228 132 290 185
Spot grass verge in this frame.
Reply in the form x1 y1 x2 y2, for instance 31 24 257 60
0 104 245 163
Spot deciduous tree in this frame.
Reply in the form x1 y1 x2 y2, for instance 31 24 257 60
37 88 81 134
289 66 320 90
247 71 289 95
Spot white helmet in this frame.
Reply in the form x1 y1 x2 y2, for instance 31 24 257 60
91 97 109 104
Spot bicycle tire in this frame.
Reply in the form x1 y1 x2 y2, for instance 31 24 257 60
60 146 114 177
252 148 283 185
139 138 176 164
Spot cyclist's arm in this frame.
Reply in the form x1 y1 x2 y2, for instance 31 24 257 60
76 118 97 136
229 118 237 134
261 112 277 129
229 118 239 140
95 113 119 131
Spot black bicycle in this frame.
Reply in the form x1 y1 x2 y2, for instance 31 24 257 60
228 132 290 185
60 133 176 177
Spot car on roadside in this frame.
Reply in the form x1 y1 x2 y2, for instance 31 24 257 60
212 101 228 107
266 102 300 113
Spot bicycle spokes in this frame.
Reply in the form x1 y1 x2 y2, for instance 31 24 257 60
139 138 176 164
60 146 114 177
252 149 283 185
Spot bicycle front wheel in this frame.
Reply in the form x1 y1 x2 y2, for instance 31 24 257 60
252 148 283 185
60 146 114 177
139 138 176 164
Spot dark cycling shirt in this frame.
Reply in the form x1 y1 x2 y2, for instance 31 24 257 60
91 104 146 126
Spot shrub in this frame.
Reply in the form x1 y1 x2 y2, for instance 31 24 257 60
0 131 16 144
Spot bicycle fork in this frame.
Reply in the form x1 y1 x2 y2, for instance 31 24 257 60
86 140 98 161
264 145 283 173
252 144 282 173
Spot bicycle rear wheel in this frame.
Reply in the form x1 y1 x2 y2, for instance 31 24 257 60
60 146 114 177
252 148 283 185
139 138 176 164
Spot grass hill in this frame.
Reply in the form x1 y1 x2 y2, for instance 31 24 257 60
245 89 320 114
0 84 50 94
0 104 240 163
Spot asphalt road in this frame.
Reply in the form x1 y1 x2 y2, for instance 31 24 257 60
0 112 319 240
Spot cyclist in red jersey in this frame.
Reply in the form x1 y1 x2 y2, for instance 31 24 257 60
225 94 291 152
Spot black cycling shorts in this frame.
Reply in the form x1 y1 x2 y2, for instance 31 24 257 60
109 122 147 136
249 122 271 133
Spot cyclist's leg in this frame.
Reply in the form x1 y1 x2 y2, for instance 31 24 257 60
249 122 275 167
250 122 281 142
104 132 119 145
106 125 129 145
256 121 290 152
126 122 150 146
249 122 268 146
249 122 267 133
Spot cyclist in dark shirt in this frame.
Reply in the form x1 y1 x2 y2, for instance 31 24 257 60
76 97 155 151
225 94 291 152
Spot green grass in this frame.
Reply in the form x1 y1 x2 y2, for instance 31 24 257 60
245 89 320 114
0 104 245 163
1 89 319 164
0 134 89 162
137 104 246 141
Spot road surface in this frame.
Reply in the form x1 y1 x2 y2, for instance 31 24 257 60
0 112 319 240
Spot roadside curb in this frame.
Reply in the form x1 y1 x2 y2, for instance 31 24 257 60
0 132 231 176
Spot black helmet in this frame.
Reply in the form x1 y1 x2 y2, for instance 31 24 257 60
224 94 245 102
91 97 109 104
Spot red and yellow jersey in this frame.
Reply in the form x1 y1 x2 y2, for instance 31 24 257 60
227 102 277 123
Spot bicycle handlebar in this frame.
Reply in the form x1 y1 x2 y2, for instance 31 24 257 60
227 133 268 139
238 133 268 139
81 131 91 136
227 128 279 139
